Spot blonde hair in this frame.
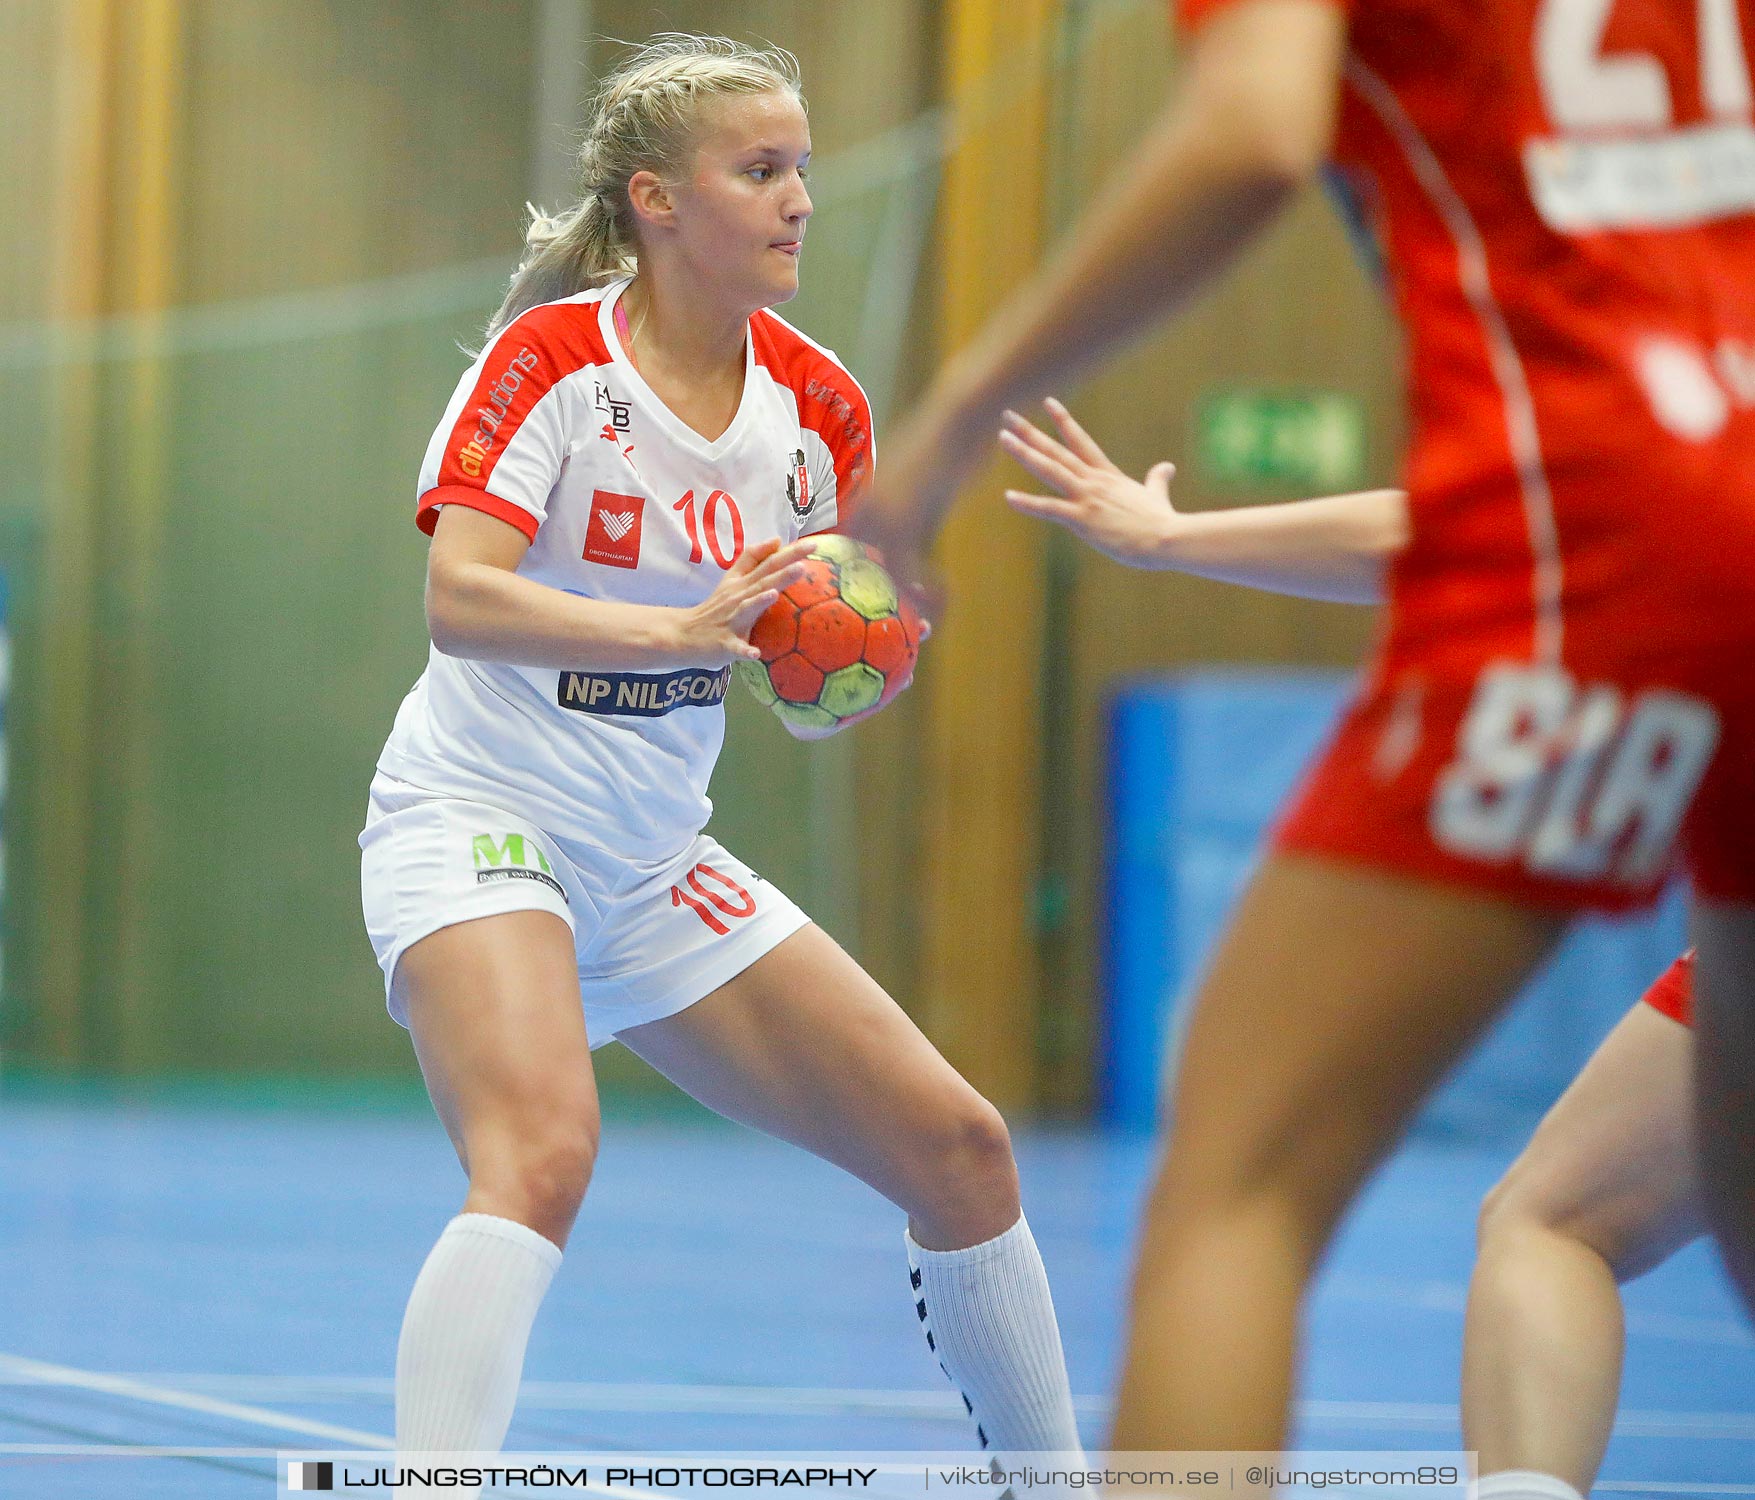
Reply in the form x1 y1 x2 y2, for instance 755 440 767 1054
484 34 805 341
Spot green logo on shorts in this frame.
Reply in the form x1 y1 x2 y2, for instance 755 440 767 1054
472 833 553 874
471 833 565 900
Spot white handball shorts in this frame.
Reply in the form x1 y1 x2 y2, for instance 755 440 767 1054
359 772 810 1045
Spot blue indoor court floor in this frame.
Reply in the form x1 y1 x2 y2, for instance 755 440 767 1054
1 1083 1751 1499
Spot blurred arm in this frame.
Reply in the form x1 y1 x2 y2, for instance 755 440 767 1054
879 0 1348 543
1150 487 1407 602
1000 399 1404 604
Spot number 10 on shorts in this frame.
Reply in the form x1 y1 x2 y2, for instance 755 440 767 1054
670 862 757 934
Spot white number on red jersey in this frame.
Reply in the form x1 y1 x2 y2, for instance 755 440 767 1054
1526 0 1755 230
1431 663 1719 883
1537 0 1752 129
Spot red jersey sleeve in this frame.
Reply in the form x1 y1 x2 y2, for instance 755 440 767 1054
750 309 875 535
415 299 612 541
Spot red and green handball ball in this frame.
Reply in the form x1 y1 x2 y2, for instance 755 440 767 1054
736 535 924 738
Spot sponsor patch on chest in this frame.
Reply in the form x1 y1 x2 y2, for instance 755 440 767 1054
557 666 732 717
584 490 645 568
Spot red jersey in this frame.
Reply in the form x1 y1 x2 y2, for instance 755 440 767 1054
1180 0 1755 907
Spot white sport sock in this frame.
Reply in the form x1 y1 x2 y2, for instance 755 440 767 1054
1477 1472 1586 1500
395 1213 561 1453
906 1213 1083 1454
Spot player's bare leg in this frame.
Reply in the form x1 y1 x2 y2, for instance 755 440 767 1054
392 911 599 1454
622 923 1018 1248
400 910 601 1247
1462 1001 1700 1495
1111 853 1563 1451
621 922 1081 1453
1691 900 1755 1312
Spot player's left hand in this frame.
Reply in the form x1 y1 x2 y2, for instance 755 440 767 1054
998 399 1180 570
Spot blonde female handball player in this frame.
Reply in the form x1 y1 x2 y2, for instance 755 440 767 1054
359 37 1081 1459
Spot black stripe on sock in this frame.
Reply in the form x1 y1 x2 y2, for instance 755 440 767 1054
915 1273 989 1455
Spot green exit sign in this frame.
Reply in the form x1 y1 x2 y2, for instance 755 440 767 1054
1194 391 1367 492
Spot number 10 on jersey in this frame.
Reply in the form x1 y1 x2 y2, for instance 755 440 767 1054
674 489 745 569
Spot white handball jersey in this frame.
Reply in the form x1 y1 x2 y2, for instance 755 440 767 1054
376 276 875 859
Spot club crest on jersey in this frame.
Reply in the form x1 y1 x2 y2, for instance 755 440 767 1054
785 448 813 519
584 490 645 569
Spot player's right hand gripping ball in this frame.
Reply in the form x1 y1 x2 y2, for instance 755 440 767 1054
736 535 925 739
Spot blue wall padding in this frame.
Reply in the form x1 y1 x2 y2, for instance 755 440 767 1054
1100 671 1688 1136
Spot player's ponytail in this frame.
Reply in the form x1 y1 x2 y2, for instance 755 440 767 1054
483 34 804 342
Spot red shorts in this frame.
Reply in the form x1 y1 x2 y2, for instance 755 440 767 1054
1642 952 1696 1027
1276 317 1755 913
1276 650 1755 911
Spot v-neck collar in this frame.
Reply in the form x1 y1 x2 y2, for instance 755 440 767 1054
598 277 757 462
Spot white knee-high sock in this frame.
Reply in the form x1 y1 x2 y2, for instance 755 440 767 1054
1477 1474 1585 1500
906 1213 1083 1454
396 1213 561 1453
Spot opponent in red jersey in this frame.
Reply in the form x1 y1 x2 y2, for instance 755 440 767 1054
862 0 1755 1464
989 408 1720 1494
1464 954 1701 1500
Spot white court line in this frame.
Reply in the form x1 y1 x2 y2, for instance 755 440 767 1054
10 1369 1063 1445
2 1373 1051 1421
14 1372 1754 1442
0 1354 392 1450
1300 1400 1755 1442
1324 1276 1755 1350
1623 1309 1755 1349
1596 1486 1755 1496
0 1445 279 1457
